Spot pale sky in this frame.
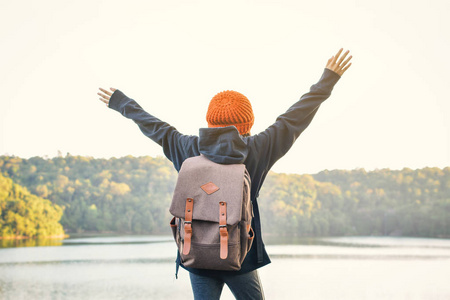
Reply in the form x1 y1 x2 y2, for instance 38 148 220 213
1 0 449 174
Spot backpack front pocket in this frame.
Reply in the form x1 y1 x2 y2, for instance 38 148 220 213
180 241 241 271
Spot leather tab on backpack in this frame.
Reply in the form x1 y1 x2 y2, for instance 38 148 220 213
201 182 220 195
183 198 194 255
219 201 228 259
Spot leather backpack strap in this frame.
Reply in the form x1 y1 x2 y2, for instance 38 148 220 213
219 201 228 259
183 198 193 255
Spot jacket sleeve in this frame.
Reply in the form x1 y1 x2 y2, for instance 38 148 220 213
108 90 198 170
250 68 341 171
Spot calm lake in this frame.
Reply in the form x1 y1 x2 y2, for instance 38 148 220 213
1 235 449 299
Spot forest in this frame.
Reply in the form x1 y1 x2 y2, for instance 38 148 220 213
0 172 64 239
0 155 449 239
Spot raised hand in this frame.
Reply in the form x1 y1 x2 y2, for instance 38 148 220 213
98 87 117 106
326 49 352 76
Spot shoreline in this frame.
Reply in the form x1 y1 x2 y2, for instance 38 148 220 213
0 234 69 240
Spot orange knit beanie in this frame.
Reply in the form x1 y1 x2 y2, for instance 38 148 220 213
206 90 254 136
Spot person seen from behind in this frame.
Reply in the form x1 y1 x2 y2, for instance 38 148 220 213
98 48 352 300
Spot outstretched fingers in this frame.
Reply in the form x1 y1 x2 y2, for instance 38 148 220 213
333 48 343 63
337 50 349 66
99 87 112 96
342 62 352 72
98 87 117 106
341 54 352 67
326 48 353 76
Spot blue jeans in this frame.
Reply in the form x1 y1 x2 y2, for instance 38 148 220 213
189 270 265 300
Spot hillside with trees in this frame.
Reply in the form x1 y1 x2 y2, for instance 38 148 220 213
0 155 449 238
0 155 176 236
260 167 450 237
0 172 65 239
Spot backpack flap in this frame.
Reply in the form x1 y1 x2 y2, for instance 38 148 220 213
170 155 245 226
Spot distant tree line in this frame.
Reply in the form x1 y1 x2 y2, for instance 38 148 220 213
1 155 177 237
0 155 449 238
260 168 450 238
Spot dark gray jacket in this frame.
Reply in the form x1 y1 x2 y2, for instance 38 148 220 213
108 68 341 275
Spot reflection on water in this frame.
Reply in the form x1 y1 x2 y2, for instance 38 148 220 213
265 236 450 260
0 238 64 248
0 234 174 249
1 235 449 300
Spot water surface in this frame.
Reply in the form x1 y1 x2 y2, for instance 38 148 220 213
1 236 449 299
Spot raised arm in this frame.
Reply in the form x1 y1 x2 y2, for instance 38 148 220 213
97 88 198 170
250 49 352 170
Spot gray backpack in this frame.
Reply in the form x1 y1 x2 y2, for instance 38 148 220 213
169 155 254 271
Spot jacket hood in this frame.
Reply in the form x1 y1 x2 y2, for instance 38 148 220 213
198 126 248 164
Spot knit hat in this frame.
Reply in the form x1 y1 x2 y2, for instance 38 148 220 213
206 90 254 136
